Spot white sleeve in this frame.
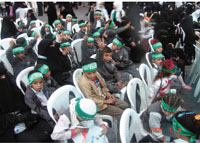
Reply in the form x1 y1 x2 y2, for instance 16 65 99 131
103 8 109 22
51 114 72 140
149 112 164 139
149 79 161 99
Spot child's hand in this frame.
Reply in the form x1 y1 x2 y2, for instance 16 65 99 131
113 60 117 65
131 42 136 47
125 22 131 29
9 40 15 49
104 98 114 104
101 124 108 135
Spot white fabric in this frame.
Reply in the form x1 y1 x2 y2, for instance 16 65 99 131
141 26 154 39
95 2 109 21
67 22 72 32
79 99 97 116
111 1 125 23
149 112 164 139
31 87 48 106
96 20 101 29
174 138 189 143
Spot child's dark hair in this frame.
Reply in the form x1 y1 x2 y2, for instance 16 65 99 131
81 58 97 67
103 47 112 53
162 94 183 109
174 111 200 140
16 37 26 46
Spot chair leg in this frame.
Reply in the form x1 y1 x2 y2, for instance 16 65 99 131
188 62 196 78
194 78 200 98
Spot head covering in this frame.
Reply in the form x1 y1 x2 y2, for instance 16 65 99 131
107 20 115 29
66 14 72 18
82 62 97 72
63 30 71 35
12 46 25 55
30 21 36 25
72 18 78 22
38 64 49 74
92 32 100 37
161 99 179 112
75 98 97 120
53 20 61 27
158 59 177 73
151 53 164 59
87 37 94 43
94 10 102 15
60 42 70 48
28 72 43 85
78 21 87 27
152 42 162 50
112 38 123 47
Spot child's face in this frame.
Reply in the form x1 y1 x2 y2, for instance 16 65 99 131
63 34 70 40
61 46 70 55
152 58 162 65
112 43 121 50
87 42 94 48
95 14 101 20
66 17 72 22
15 52 25 60
85 70 97 80
45 27 50 32
155 47 163 53
80 25 86 32
18 28 23 32
43 70 51 78
56 23 62 30
103 52 112 62
161 108 173 116
31 24 36 28
31 78 43 92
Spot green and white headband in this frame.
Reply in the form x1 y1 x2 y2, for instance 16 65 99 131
82 62 97 72
94 10 102 15
38 64 49 74
151 53 164 59
112 38 123 47
107 21 115 29
92 32 100 37
53 20 61 26
72 18 77 22
60 42 70 48
12 47 25 55
30 21 36 25
63 30 71 35
87 37 94 43
28 72 43 85
66 14 72 18
161 99 178 113
79 22 87 27
152 42 162 50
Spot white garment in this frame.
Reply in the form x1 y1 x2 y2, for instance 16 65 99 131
95 2 109 21
174 138 189 143
111 1 125 23
31 87 48 106
67 22 72 32
96 20 101 29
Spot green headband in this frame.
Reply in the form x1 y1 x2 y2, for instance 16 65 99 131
87 37 94 43
75 99 97 120
72 18 77 22
79 22 86 27
63 30 71 35
152 42 162 50
107 21 115 29
60 42 70 48
66 14 72 18
92 32 100 37
38 64 49 74
30 21 36 25
12 47 25 55
94 11 102 15
53 20 61 26
112 38 123 47
97 27 103 33
28 72 43 85
161 99 178 113
148 22 157 25
31 31 36 37
45 24 51 29
159 65 177 74
151 53 164 59
82 62 97 72
23 39 27 47
173 117 196 143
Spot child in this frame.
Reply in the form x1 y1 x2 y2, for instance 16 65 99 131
173 111 200 143
140 94 182 142
65 14 73 32
72 16 78 25
28 21 36 30
25 70 54 127
40 24 52 39
78 58 129 120
151 39 163 53
81 36 97 62
72 20 88 40
61 30 72 43
110 1 125 25
6 42 36 77
53 19 65 32
97 47 129 96
35 63 60 95
95 1 109 21
51 98 109 142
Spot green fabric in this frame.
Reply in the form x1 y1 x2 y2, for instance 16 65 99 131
66 14 72 18
72 18 77 22
28 72 43 85
113 26 118 30
79 22 86 27
112 10 116 21
51 34 56 40
38 64 49 74
63 30 71 35
45 24 51 28
161 99 178 113
82 62 97 72
173 117 196 143
152 42 162 50
148 22 157 25
107 20 115 29
87 37 94 43
92 32 100 37
31 31 36 37
112 38 123 47
151 53 164 59
23 39 27 47
97 27 103 33
75 99 97 120
94 11 102 15
30 21 36 25
53 20 61 26
12 47 25 55
159 65 177 74
60 42 70 48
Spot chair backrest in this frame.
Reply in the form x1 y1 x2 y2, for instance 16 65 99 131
0 50 14 75
17 33 28 39
107 43 112 49
0 17 3 40
15 18 28 27
0 38 15 51
145 52 154 77
34 19 44 28
72 23 80 34
90 54 96 59
127 78 148 113
71 39 83 64
120 108 149 143
148 38 154 52
73 68 84 98
139 63 152 87
47 85 81 123
16 66 34 95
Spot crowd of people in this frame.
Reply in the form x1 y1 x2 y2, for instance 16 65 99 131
0 1 200 143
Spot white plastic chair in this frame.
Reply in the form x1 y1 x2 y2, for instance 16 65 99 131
120 108 152 143
17 33 28 39
0 38 15 51
34 19 44 28
145 52 154 77
72 23 80 34
71 39 83 64
16 66 34 95
73 68 84 97
127 78 148 113
148 38 154 52
0 17 3 40
0 50 14 75
15 18 28 27
47 85 82 123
